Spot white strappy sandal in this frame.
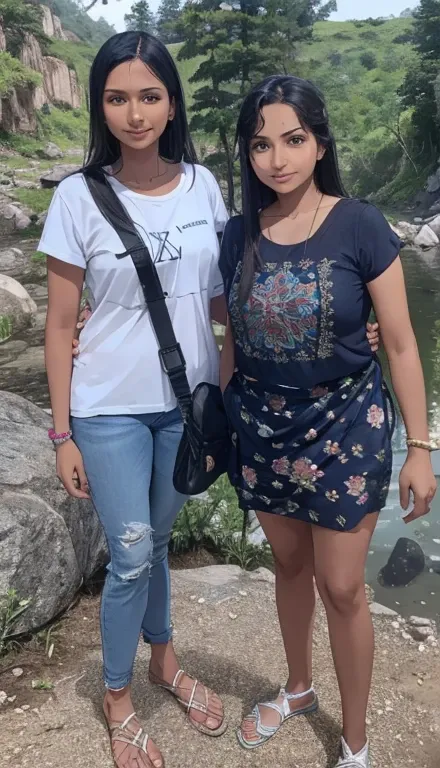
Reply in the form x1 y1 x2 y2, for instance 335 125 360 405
237 685 318 749
107 712 162 768
149 668 227 736
336 737 370 767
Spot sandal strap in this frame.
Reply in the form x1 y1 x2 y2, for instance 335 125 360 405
172 669 185 690
109 712 150 754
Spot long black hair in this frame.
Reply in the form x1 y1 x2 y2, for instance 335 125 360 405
82 31 197 174
236 75 347 303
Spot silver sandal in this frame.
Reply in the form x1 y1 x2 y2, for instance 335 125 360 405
237 685 318 749
107 712 163 768
149 668 227 736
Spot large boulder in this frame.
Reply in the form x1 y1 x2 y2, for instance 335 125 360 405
0 391 108 633
414 224 440 250
40 164 80 189
0 274 37 335
378 537 426 588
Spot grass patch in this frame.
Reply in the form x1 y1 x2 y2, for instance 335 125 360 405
13 187 53 214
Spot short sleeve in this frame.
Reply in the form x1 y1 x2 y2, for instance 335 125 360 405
357 203 401 283
219 216 244 299
198 165 229 233
38 187 86 269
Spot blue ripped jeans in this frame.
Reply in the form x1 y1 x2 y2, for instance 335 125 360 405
71 409 187 690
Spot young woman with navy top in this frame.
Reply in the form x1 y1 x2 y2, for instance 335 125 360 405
41 31 229 768
219 75 436 767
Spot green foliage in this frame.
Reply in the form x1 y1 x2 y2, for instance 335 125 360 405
125 0 156 33
221 537 273 570
157 0 182 44
360 51 377 70
46 0 115 45
0 0 47 57
13 187 54 214
0 315 13 343
400 0 440 160
0 590 31 656
0 51 41 96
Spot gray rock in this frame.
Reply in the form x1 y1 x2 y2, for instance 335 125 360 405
41 142 63 160
248 567 275 584
0 391 108 633
428 200 440 214
408 615 434 628
414 224 440 249
427 214 440 238
0 248 28 280
395 221 419 245
40 164 80 189
369 602 399 617
426 169 440 194
173 564 242 587
37 211 47 227
0 275 37 336
414 217 424 224
0 201 31 233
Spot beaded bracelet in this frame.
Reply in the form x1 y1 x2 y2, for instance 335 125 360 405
406 438 440 452
48 428 72 446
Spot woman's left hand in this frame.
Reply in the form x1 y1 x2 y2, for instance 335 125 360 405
399 450 437 524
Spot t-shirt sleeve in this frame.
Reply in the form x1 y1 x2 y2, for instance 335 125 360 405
357 203 401 283
201 166 229 233
38 187 86 269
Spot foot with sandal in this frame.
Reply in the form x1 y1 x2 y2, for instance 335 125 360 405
103 641 225 768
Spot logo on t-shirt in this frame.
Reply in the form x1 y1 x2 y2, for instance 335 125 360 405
178 219 208 232
149 231 181 263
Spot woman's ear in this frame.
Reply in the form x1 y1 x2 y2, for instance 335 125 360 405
317 145 326 162
169 98 176 122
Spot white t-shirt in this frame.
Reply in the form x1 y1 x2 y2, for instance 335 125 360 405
39 163 229 417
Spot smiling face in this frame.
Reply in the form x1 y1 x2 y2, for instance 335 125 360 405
103 57 174 152
249 102 325 195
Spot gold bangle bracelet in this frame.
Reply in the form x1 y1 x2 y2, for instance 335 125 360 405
406 438 440 452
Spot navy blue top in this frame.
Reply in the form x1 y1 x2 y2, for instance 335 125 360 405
219 198 401 390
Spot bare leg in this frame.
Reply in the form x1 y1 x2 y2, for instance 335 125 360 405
240 513 316 742
312 513 378 755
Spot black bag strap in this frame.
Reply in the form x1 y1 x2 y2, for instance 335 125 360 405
83 170 192 415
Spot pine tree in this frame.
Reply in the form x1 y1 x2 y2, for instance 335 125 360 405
157 0 182 44
178 0 332 211
400 0 440 154
124 0 156 33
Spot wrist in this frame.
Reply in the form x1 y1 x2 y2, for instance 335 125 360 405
407 445 432 460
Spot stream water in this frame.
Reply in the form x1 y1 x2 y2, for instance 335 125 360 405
1 238 440 620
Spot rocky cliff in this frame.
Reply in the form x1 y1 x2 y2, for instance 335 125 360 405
0 5 82 134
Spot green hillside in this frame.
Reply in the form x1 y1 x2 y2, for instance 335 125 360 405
0 4 426 206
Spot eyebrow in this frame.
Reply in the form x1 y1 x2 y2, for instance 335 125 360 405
104 87 163 94
253 126 304 140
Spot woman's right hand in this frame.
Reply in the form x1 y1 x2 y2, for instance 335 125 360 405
72 302 92 357
56 440 90 499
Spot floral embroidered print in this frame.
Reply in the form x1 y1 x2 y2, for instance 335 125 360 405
224 360 394 532
229 259 336 364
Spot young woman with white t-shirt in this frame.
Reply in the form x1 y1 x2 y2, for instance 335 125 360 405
40 31 228 768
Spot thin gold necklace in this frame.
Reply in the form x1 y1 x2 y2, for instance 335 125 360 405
116 158 173 189
266 192 324 259
262 197 332 221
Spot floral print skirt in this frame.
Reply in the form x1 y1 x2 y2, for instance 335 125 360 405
223 360 395 531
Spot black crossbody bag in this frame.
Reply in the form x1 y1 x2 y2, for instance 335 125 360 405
84 170 230 496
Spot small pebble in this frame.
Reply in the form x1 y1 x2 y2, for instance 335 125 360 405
401 631 411 640
391 621 400 630
197 598 205 604
417 679 424 686
239 590 247 597
229 612 238 620
190 595 196 601
0 691 7 705
21 705 30 711
419 644 426 652
376 709 383 715
395 734 402 742
12 668 23 678
7 696 16 703
14 708 24 714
